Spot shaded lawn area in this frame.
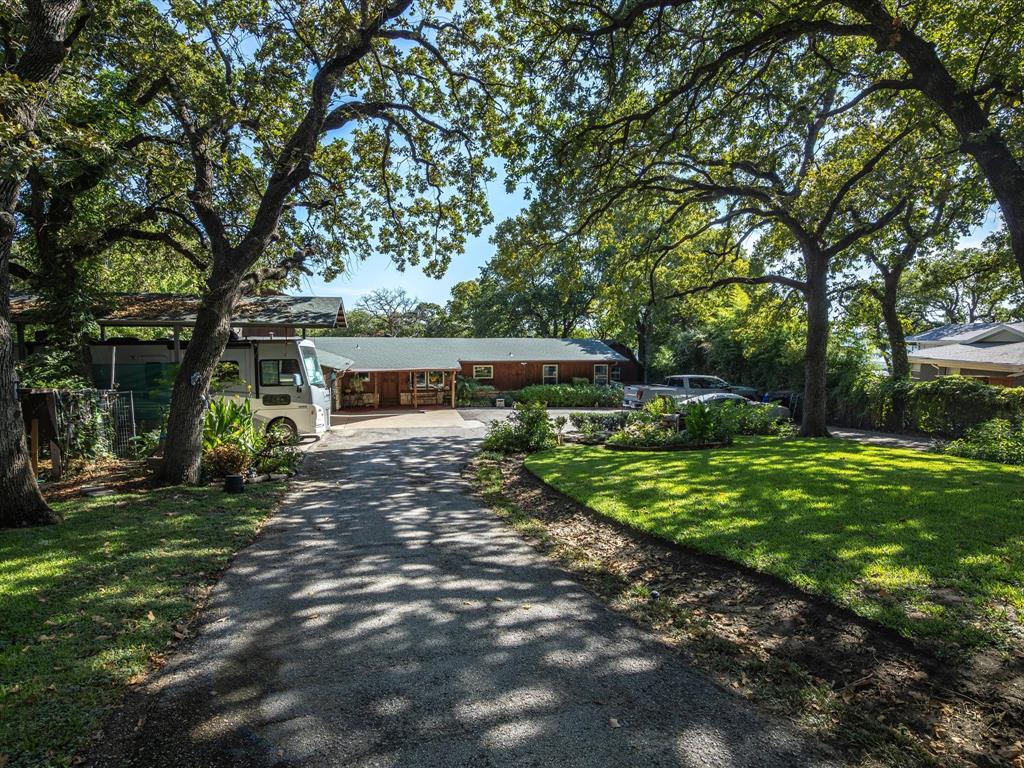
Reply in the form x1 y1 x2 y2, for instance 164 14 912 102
525 438 1024 658
0 483 284 767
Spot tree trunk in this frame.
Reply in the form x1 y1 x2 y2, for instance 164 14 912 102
800 254 830 437
156 276 241 485
880 270 909 380
879 269 910 432
636 309 652 384
0 0 83 526
0 213 59 527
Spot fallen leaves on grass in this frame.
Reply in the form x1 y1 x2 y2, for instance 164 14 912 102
468 455 1024 767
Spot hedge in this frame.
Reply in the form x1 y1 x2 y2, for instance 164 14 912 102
837 375 1024 438
511 383 624 408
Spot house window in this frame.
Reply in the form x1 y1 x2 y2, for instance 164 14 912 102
542 364 558 384
473 365 494 379
611 366 621 382
260 358 302 387
410 371 447 390
594 364 610 385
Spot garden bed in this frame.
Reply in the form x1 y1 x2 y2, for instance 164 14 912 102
470 451 1024 767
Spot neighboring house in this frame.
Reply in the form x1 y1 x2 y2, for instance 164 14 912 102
315 337 639 410
907 322 1024 387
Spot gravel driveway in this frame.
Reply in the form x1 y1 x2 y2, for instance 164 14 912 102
90 426 838 768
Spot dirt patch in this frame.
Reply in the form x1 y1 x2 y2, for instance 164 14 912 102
41 459 151 503
468 455 1024 768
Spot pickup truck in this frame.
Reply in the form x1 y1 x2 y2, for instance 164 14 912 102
622 375 757 409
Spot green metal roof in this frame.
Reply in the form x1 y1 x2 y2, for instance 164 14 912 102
314 337 628 372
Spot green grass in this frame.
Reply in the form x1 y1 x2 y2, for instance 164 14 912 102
526 438 1024 656
0 483 283 767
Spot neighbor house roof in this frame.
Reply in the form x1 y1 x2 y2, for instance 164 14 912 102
314 337 628 372
909 341 1024 371
907 321 1024 344
315 348 355 372
10 292 346 329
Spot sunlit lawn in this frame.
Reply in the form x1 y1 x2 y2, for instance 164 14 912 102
526 438 1024 657
0 484 283 767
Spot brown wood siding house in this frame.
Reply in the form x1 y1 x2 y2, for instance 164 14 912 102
314 337 637 411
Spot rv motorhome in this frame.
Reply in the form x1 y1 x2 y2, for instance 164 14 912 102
89 337 333 435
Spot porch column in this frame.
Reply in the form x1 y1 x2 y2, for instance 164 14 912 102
450 372 456 408
412 372 418 409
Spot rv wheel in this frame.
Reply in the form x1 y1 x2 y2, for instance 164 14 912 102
267 418 298 442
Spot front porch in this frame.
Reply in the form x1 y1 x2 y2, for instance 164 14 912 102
332 368 459 411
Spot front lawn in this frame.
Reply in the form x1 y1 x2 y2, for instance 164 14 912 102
526 438 1024 656
0 483 283 767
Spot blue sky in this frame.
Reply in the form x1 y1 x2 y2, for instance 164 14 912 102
296 174 530 306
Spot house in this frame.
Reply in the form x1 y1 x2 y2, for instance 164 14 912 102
314 337 639 410
907 322 1024 386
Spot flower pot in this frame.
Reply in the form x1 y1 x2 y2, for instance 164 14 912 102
224 474 245 494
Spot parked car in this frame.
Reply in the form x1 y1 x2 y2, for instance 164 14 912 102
675 391 791 420
763 389 802 422
622 375 758 408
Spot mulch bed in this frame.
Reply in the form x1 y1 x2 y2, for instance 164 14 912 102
469 455 1024 768
41 459 152 503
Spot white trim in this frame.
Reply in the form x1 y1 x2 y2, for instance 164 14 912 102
542 363 559 384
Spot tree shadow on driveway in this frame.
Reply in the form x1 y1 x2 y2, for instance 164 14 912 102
86 430 838 768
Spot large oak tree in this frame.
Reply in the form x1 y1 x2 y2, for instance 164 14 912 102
1 0 88 526
140 0 514 484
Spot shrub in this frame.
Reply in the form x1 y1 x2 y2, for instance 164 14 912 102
481 402 556 453
511 383 623 408
607 421 693 448
683 401 737 445
607 400 739 448
944 419 1024 465
203 443 251 476
456 377 496 406
130 428 163 459
568 411 628 435
727 401 785 435
253 427 302 474
203 396 260 453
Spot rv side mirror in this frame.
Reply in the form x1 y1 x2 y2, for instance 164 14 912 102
292 373 303 388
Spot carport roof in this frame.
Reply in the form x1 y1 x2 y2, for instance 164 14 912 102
314 336 628 372
10 292 347 329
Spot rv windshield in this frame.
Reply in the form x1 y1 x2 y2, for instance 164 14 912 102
300 346 326 388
